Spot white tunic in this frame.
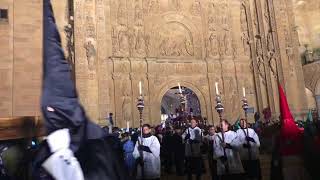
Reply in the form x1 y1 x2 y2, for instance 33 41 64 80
236 128 260 160
213 130 244 175
133 135 161 179
182 127 202 157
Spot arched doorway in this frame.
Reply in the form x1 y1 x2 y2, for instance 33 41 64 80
160 86 201 124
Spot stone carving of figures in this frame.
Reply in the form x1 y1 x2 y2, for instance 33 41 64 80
134 2 143 26
208 3 217 30
118 28 130 56
170 0 182 11
122 92 132 123
134 29 146 55
256 39 265 79
266 31 277 77
208 33 218 56
64 24 75 66
84 40 96 71
117 0 127 26
223 30 232 56
184 39 194 56
159 37 168 56
147 0 160 14
240 5 250 56
190 1 201 16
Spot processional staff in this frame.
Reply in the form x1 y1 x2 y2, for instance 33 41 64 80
242 87 252 160
215 82 229 173
137 81 145 178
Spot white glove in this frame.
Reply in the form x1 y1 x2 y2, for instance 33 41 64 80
42 129 84 180
46 128 70 153
42 148 84 180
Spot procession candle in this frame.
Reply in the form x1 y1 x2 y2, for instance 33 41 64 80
215 82 219 95
243 87 246 97
139 81 142 95
178 83 182 93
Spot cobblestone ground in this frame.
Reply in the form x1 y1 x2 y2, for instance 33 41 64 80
161 154 272 180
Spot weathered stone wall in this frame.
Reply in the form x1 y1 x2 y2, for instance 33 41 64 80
0 0 309 129
73 0 307 127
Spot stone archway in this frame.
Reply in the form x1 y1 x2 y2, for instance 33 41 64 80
160 87 201 119
151 80 208 124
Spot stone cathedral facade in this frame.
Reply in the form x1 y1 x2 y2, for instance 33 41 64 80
0 0 309 129
70 0 307 128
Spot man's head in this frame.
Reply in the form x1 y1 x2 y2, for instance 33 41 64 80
221 119 230 132
240 118 247 128
190 118 198 128
142 124 152 135
208 125 215 135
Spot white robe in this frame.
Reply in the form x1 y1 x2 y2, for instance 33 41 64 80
133 135 161 179
236 128 260 160
213 130 244 175
182 127 202 157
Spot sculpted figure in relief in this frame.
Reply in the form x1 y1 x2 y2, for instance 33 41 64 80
134 28 146 55
118 27 130 56
208 33 218 57
222 30 232 56
190 1 201 16
240 5 250 56
146 0 160 14
122 92 132 123
117 0 127 26
170 0 182 11
84 40 96 71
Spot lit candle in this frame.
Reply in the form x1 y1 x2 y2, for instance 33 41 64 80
139 81 142 95
243 87 246 97
178 83 182 93
215 82 219 95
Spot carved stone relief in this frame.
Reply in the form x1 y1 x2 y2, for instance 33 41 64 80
190 1 201 16
240 4 250 56
223 76 240 120
133 0 147 57
144 0 160 14
207 1 219 57
122 92 132 122
154 22 194 57
84 39 96 71
169 0 182 11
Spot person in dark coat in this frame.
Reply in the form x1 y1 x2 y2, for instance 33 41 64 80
162 127 174 174
171 126 185 176
33 1 129 179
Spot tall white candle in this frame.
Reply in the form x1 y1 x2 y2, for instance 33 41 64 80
215 82 219 95
139 81 142 95
243 87 246 97
178 83 182 93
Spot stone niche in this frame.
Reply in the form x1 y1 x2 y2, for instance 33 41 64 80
72 0 307 127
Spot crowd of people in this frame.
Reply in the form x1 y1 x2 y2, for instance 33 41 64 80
1 113 320 180
98 116 262 180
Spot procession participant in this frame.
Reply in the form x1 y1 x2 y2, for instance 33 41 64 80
182 118 203 180
133 124 161 180
34 1 128 179
171 126 185 176
236 118 261 180
205 125 218 180
214 119 244 180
